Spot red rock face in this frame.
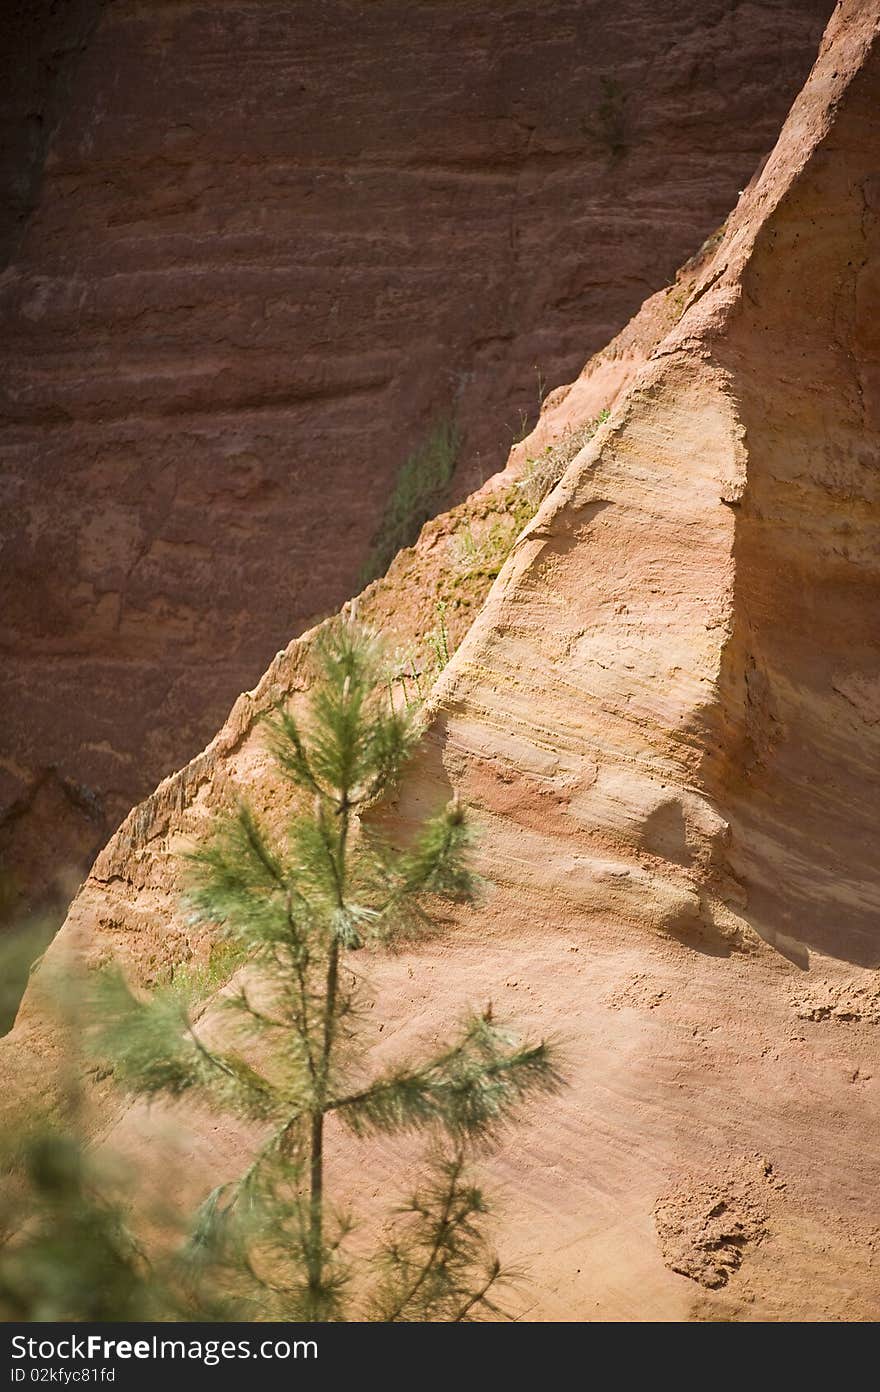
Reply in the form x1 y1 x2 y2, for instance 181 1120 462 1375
0 0 833 918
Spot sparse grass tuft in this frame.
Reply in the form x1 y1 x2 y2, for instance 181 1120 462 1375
385 602 454 709
506 408 533 445
426 600 450 672
168 939 247 1006
361 417 461 584
516 411 610 509
449 508 526 583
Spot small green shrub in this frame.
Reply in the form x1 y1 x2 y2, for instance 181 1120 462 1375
361 417 461 584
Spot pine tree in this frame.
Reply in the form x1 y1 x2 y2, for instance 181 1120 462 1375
93 622 561 1320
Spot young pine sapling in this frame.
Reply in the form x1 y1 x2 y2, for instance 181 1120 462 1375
94 623 561 1320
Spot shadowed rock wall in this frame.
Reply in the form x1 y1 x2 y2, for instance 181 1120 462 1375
0 0 102 267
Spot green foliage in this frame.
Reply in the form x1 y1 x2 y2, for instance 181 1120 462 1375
90 970 281 1119
0 1102 193 1319
333 1012 560 1140
517 411 610 509
0 1120 166 1321
450 504 530 583
425 600 450 673
385 603 454 712
168 939 248 1007
0 940 185 1323
369 1150 510 1321
91 621 561 1321
361 418 461 584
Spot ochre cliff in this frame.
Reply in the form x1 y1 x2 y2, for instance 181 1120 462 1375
4 0 880 1320
0 0 834 921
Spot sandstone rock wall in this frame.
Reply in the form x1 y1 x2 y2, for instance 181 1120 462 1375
4 0 880 1321
0 0 833 919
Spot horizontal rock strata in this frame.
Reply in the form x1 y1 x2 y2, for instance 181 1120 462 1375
0 0 833 917
4 0 880 1321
